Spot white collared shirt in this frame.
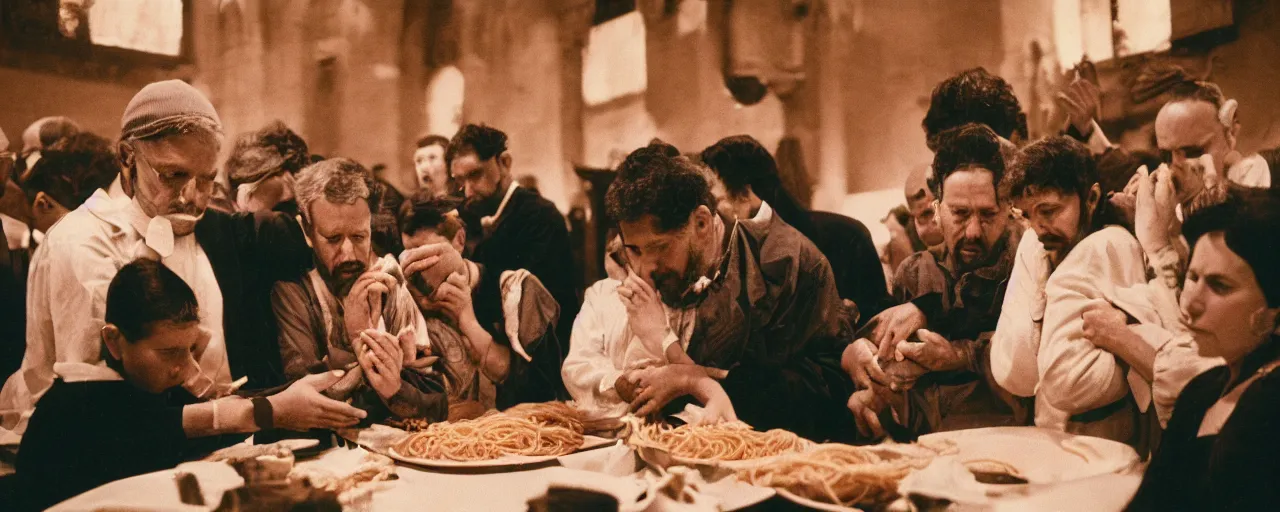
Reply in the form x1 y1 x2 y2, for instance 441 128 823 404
0 190 230 436
562 279 696 420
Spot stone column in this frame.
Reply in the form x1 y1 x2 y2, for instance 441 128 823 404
810 5 850 212
557 0 595 201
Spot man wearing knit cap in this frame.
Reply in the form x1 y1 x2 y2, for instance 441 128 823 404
0 80 363 437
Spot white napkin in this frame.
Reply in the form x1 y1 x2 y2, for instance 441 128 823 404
557 441 638 477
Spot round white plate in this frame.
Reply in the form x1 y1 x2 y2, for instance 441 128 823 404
776 489 864 512
387 445 562 468
918 426 1140 486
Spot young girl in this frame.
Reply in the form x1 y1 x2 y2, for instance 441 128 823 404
16 259 366 510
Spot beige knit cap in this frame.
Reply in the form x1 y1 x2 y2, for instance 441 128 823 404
120 79 221 140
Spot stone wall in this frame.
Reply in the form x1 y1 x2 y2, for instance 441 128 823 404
581 4 786 175
0 67 139 144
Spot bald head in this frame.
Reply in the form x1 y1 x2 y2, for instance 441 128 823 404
904 164 943 247
1156 98 1238 203
904 165 930 202
23 116 80 155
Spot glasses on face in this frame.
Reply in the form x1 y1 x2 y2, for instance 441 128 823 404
129 143 217 193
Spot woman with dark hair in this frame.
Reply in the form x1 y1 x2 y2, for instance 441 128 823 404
14 259 365 511
700 135 889 323
1125 189 1280 510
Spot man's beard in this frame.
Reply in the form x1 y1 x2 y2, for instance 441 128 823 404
324 260 367 297
653 246 707 308
460 187 504 219
1041 207 1094 264
953 236 992 272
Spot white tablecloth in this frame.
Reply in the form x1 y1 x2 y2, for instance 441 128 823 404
47 427 1145 512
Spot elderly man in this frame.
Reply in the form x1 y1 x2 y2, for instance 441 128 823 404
0 80 358 435
564 141 853 441
1154 81 1274 192
845 124 1028 438
990 137 1218 451
271 158 448 422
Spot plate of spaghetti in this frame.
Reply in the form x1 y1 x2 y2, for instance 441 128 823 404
626 421 814 469
387 402 597 468
736 440 957 511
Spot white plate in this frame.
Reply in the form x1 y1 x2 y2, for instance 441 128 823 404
776 489 864 512
386 435 614 469
918 426 1140 487
703 476 777 511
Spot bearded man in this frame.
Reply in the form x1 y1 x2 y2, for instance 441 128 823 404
990 137 1218 452
589 141 854 442
845 124 1027 438
270 158 448 422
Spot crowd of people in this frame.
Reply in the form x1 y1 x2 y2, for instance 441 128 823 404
0 63 1278 510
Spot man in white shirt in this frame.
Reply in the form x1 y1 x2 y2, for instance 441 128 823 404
992 136 1218 450
0 80 356 435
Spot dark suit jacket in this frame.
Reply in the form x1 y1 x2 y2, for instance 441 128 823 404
470 187 580 358
809 211 891 324
194 208 313 389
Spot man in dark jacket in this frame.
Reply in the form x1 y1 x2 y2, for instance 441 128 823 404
602 142 855 442
448 124 579 358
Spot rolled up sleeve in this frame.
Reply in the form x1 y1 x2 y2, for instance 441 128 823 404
1039 229 1146 414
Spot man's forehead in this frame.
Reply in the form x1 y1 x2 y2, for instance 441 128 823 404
940 168 997 203
449 152 484 176
1156 101 1219 145
139 135 218 166
619 218 679 246
1013 188 1073 208
311 199 371 227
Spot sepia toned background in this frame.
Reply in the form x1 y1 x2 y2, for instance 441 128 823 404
1 0 1277 246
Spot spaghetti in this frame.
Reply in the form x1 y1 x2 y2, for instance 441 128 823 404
737 440 957 508
628 421 809 461
392 402 585 461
